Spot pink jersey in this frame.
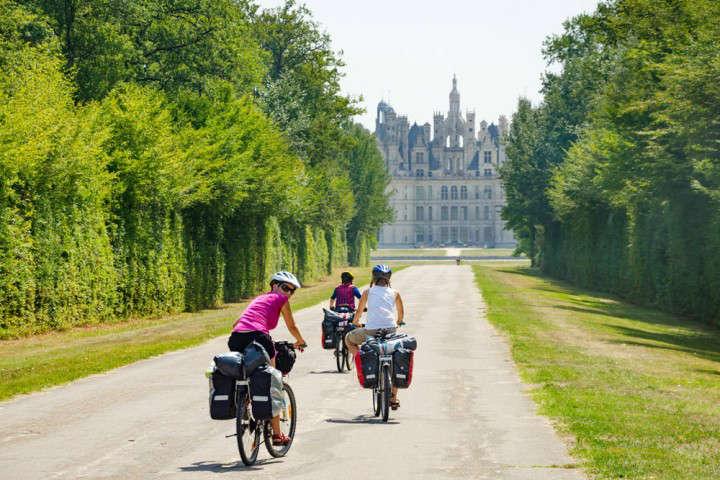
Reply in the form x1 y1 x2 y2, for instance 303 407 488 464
232 292 288 334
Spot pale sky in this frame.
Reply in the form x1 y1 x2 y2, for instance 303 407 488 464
256 0 601 130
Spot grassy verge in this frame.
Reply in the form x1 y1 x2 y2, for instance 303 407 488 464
371 248 448 256
459 248 517 257
0 265 406 402
473 264 720 480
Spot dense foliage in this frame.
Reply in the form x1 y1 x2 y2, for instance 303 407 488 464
502 0 720 323
0 0 391 337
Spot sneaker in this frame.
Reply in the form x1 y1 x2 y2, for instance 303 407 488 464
272 433 291 446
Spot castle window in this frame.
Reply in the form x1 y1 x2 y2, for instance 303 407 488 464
428 206 433 221
441 206 449 221
484 186 493 199
427 186 432 199
475 186 480 199
416 206 424 221
484 206 490 220
416 152 424 163
484 151 492 164
461 206 468 221
416 186 425 200
484 168 492 177
451 206 458 221
475 206 480 220
441 186 449 200
450 186 458 200
460 185 468 200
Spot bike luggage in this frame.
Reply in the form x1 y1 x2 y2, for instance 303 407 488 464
321 318 337 350
213 351 244 379
354 348 379 388
392 348 414 389
249 365 273 420
209 369 236 420
242 341 270 376
274 341 296 375
383 334 417 353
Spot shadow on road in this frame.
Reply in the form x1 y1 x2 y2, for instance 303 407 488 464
325 415 399 425
180 459 281 473
309 369 348 374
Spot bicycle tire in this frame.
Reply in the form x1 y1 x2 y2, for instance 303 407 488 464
381 365 391 422
264 382 297 458
372 387 381 417
335 333 344 372
344 342 353 371
236 390 260 466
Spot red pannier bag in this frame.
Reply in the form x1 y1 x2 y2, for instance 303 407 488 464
354 349 379 388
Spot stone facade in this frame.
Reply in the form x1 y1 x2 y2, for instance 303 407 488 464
375 76 516 247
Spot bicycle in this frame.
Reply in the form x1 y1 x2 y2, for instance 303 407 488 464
368 324 405 422
234 341 304 466
333 310 355 373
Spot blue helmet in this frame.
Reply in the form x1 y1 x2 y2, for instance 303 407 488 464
372 264 392 279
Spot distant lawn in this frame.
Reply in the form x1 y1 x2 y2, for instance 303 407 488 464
371 248 447 257
371 248 521 258
0 265 406 401
458 248 518 257
474 265 720 480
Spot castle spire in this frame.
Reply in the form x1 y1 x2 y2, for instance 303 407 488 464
449 75 460 115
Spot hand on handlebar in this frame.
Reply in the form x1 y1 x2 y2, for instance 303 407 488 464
293 341 307 351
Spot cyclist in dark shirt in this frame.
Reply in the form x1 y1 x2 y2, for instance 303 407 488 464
329 271 361 312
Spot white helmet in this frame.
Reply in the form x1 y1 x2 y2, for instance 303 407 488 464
270 271 301 289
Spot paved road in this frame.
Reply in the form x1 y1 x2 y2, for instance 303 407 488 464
0 265 584 479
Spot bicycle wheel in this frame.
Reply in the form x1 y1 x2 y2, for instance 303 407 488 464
344 342 353 371
372 385 381 417
335 333 344 372
381 366 391 422
236 391 261 466
264 382 297 458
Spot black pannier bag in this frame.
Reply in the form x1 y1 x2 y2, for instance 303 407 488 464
321 318 337 350
392 348 414 389
354 347 379 388
242 341 269 376
209 370 236 420
249 365 273 420
213 351 244 379
274 341 296 375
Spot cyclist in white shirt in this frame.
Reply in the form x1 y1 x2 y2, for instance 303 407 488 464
346 264 405 409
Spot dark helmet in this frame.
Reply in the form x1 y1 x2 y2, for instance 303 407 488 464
372 264 392 280
341 271 354 284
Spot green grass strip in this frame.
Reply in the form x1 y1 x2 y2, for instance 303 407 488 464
0 265 406 402
473 265 720 480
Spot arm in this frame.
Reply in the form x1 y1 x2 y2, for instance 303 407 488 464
353 290 369 327
329 288 337 309
280 302 306 347
395 292 405 325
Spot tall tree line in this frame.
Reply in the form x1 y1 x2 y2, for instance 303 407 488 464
502 0 720 323
0 0 392 337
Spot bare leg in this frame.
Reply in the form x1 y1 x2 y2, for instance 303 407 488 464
346 335 360 356
269 357 281 435
271 415 281 435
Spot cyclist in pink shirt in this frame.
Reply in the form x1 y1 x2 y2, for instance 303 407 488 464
229 271 307 446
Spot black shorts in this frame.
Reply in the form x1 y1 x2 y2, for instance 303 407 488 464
228 331 276 359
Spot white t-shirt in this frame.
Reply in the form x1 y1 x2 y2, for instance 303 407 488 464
365 285 397 329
